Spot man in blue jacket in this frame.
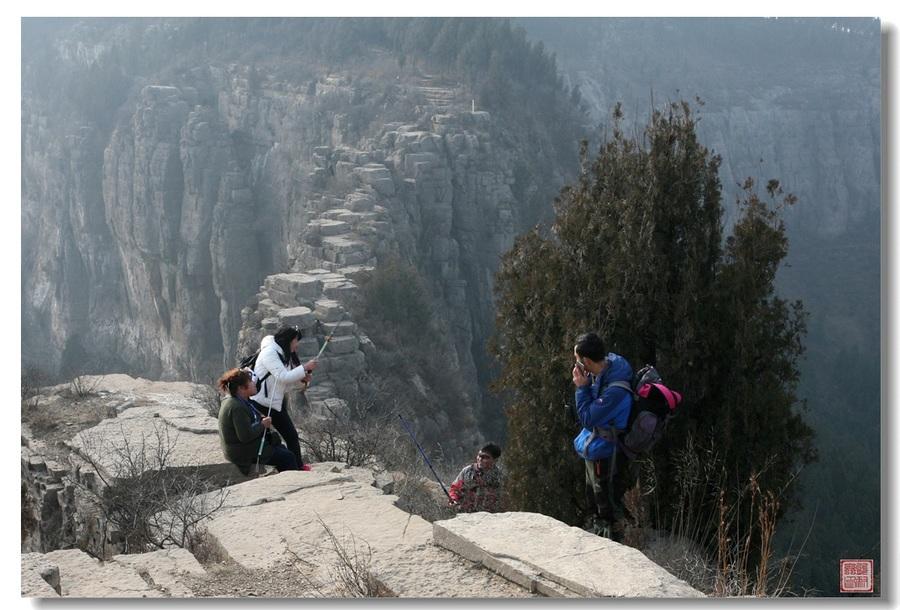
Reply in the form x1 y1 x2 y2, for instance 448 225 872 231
572 332 633 539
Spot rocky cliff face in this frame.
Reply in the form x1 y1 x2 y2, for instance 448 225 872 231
23 24 563 450
523 18 881 240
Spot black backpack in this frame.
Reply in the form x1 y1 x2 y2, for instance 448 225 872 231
239 346 296 397
617 365 683 459
239 350 270 395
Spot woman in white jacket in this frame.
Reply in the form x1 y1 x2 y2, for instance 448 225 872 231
250 326 318 470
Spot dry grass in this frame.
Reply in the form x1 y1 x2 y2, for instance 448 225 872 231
625 434 809 597
318 519 393 597
282 520 395 598
193 382 223 420
187 527 231 566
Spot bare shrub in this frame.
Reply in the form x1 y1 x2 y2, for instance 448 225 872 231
393 475 456 523
301 374 412 468
187 527 230 566
21 367 53 433
642 531 718 593
70 375 102 400
303 410 401 469
21 365 51 401
72 422 229 556
194 382 223 420
287 519 393 598
21 397 60 435
323 521 388 597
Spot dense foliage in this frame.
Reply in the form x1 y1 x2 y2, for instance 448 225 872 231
493 101 815 556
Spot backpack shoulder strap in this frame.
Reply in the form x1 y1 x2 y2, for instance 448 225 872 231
607 380 634 395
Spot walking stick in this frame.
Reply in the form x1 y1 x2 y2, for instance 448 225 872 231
313 312 349 361
254 375 279 476
304 313 349 391
397 413 451 500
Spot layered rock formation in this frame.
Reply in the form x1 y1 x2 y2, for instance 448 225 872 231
21 374 248 555
22 548 206 598
23 26 554 449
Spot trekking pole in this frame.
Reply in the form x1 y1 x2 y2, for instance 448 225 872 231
396 413 451 500
254 375 280 475
313 311 349 362
304 312 349 391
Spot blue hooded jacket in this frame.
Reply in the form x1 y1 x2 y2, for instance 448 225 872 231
572 352 633 460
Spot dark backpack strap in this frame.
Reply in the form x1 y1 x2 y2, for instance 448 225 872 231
258 371 272 397
601 381 632 493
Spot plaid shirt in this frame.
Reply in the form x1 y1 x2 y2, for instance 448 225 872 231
448 464 504 512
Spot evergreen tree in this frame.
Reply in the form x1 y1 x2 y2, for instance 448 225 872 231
493 101 815 551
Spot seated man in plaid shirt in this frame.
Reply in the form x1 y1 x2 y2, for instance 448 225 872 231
448 443 504 513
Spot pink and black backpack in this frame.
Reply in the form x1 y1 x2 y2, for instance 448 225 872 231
617 365 683 459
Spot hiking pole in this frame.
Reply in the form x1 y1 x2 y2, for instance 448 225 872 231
305 313 349 391
396 413 451 500
254 375 280 476
313 312 349 361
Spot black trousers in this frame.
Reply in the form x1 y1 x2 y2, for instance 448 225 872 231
252 398 304 468
584 452 628 522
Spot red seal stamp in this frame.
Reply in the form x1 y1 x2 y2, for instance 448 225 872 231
840 559 874 593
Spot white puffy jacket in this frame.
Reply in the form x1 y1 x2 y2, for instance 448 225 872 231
250 335 308 411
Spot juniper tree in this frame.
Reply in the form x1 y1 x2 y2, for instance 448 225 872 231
493 101 814 548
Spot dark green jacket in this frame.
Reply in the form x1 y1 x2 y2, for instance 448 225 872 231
218 396 274 467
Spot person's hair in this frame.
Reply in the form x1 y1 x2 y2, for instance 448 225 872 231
480 443 502 459
574 332 606 362
218 368 253 397
273 326 302 366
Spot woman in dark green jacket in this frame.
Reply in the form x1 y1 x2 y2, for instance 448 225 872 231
217 368 298 474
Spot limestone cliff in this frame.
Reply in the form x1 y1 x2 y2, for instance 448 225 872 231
22 20 577 451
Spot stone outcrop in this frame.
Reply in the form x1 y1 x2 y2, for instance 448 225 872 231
20 376 704 599
27 548 172 598
61 375 241 484
194 465 533 598
228 106 529 447
23 547 206 598
22 432 80 555
22 459 703 598
434 512 703 598
110 548 207 597
21 374 250 556
21 553 61 597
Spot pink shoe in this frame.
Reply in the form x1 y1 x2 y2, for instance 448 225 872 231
300 464 312 471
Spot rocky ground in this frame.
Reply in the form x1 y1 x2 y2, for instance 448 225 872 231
184 560 318 598
21 374 704 599
21 378 118 447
